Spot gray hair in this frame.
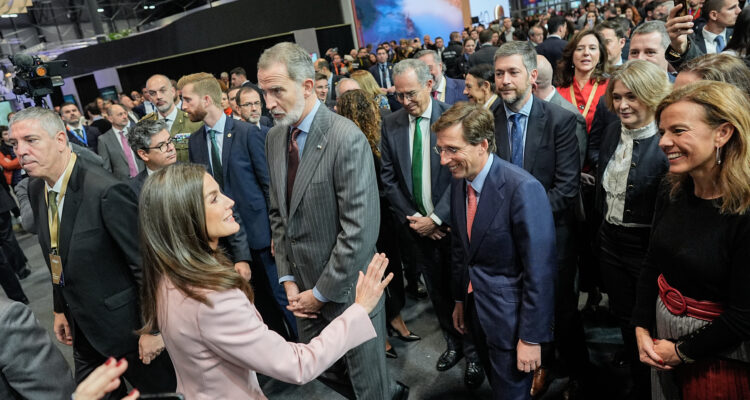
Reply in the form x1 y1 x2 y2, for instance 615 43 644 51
415 49 442 66
632 21 670 51
494 41 538 73
128 119 168 154
9 107 66 140
258 42 315 84
335 78 360 97
392 59 432 87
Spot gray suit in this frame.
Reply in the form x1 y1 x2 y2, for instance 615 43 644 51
549 90 588 168
97 129 145 180
0 298 76 399
266 104 390 399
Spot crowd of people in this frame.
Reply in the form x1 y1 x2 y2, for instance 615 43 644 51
1 0 750 399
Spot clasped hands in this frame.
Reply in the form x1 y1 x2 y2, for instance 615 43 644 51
284 282 324 318
406 215 446 240
635 327 682 370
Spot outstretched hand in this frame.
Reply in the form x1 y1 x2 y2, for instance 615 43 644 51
354 253 394 313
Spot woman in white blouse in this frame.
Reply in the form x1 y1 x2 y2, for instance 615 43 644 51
593 60 671 399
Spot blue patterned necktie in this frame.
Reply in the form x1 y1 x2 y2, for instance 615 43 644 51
510 113 524 168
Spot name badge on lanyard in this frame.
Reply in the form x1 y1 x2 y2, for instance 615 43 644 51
46 152 77 286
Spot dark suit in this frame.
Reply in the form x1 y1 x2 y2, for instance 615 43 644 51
440 76 469 105
66 125 101 151
0 180 26 303
587 96 618 169
493 96 590 379
536 36 568 71
381 99 471 356
29 156 175 397
88 118 111 135
468 43 499 68
0 298 76 400
451 154 556 399
370 62 401 111
189 117 295 340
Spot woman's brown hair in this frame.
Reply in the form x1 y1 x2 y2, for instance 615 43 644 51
555 29 609 88
138 164 253 334
337 89 382 158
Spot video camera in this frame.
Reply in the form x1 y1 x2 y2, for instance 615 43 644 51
9 54 68 103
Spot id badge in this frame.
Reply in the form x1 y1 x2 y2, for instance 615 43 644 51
49 252 63 286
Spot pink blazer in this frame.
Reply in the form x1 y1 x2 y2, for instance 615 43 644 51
157 279 376 400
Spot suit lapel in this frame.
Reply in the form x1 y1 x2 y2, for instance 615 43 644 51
429 100 443 191
289 108 329 217
455 180 470 255
34 179 52 256
59 162 83 263
523 97 546 171
494 105 511 160
269 126 289 215
395 111 413 194
468 158 505 259
222 117 234 184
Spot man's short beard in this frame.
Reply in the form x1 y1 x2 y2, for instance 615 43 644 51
500 85 531 109
156 102 173 114
272 90 306 127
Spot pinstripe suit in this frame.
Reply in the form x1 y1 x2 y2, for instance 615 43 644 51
266 104 392 399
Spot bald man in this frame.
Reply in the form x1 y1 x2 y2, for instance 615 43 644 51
532 56 586 166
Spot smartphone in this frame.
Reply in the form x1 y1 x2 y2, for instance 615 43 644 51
138 393 185 400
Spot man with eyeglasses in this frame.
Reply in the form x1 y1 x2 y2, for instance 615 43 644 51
127 119 178 197
381 58 485 389
140 74 203 162
236 85 273 129
435 101 556 400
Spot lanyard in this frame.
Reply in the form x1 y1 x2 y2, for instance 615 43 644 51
45 152 77 250
570 81 599 119
67 126 88 146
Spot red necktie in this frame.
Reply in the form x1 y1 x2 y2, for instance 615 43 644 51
467 185 477 293
287 128 301 209
432 90 439 100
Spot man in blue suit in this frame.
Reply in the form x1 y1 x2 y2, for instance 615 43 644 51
417 50 469 105
369 46 401 111
435 102 557 399
178 72 296 340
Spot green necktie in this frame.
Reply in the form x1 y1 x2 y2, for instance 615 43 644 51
208 129 224 189
412 116 427 215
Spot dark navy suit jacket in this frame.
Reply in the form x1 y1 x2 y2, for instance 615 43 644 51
189 117 272 250
443 77 469 105
450 154 557 349
380 99 452 224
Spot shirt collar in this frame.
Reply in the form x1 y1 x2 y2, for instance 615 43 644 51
503 94 533 118
435 76 446 94
409 99 433 123
702 27 727 42
46 153 74 193
295 100 321 133
543 90 556 102
483 94 498 109
159 106 178 122
466 154 494 194
206 113 227 133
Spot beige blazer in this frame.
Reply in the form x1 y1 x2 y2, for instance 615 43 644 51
157 279 376 400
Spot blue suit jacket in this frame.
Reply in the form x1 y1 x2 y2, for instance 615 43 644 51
380 99 452 224
450 154 557 350
189 118 272 250
443 77 469 105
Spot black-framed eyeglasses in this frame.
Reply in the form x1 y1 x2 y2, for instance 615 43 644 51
144 137 175 153
239 101 262 108
433 145 465 155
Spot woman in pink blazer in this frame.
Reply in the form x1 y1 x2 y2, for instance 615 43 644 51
137 164 393 400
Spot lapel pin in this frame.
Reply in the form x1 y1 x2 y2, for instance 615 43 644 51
227 133 232 138
317 144 322 149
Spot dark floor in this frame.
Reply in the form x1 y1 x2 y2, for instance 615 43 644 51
5 228 637 399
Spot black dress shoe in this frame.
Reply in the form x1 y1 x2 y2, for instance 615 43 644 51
531 367 550 398
386 346 398 359
388 326 421 342
436 349 464 371
392 381 409 400
464 361 485 389
406 283 427 299
16 267 31 280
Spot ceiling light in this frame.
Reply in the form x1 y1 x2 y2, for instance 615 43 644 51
97 8 104 12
